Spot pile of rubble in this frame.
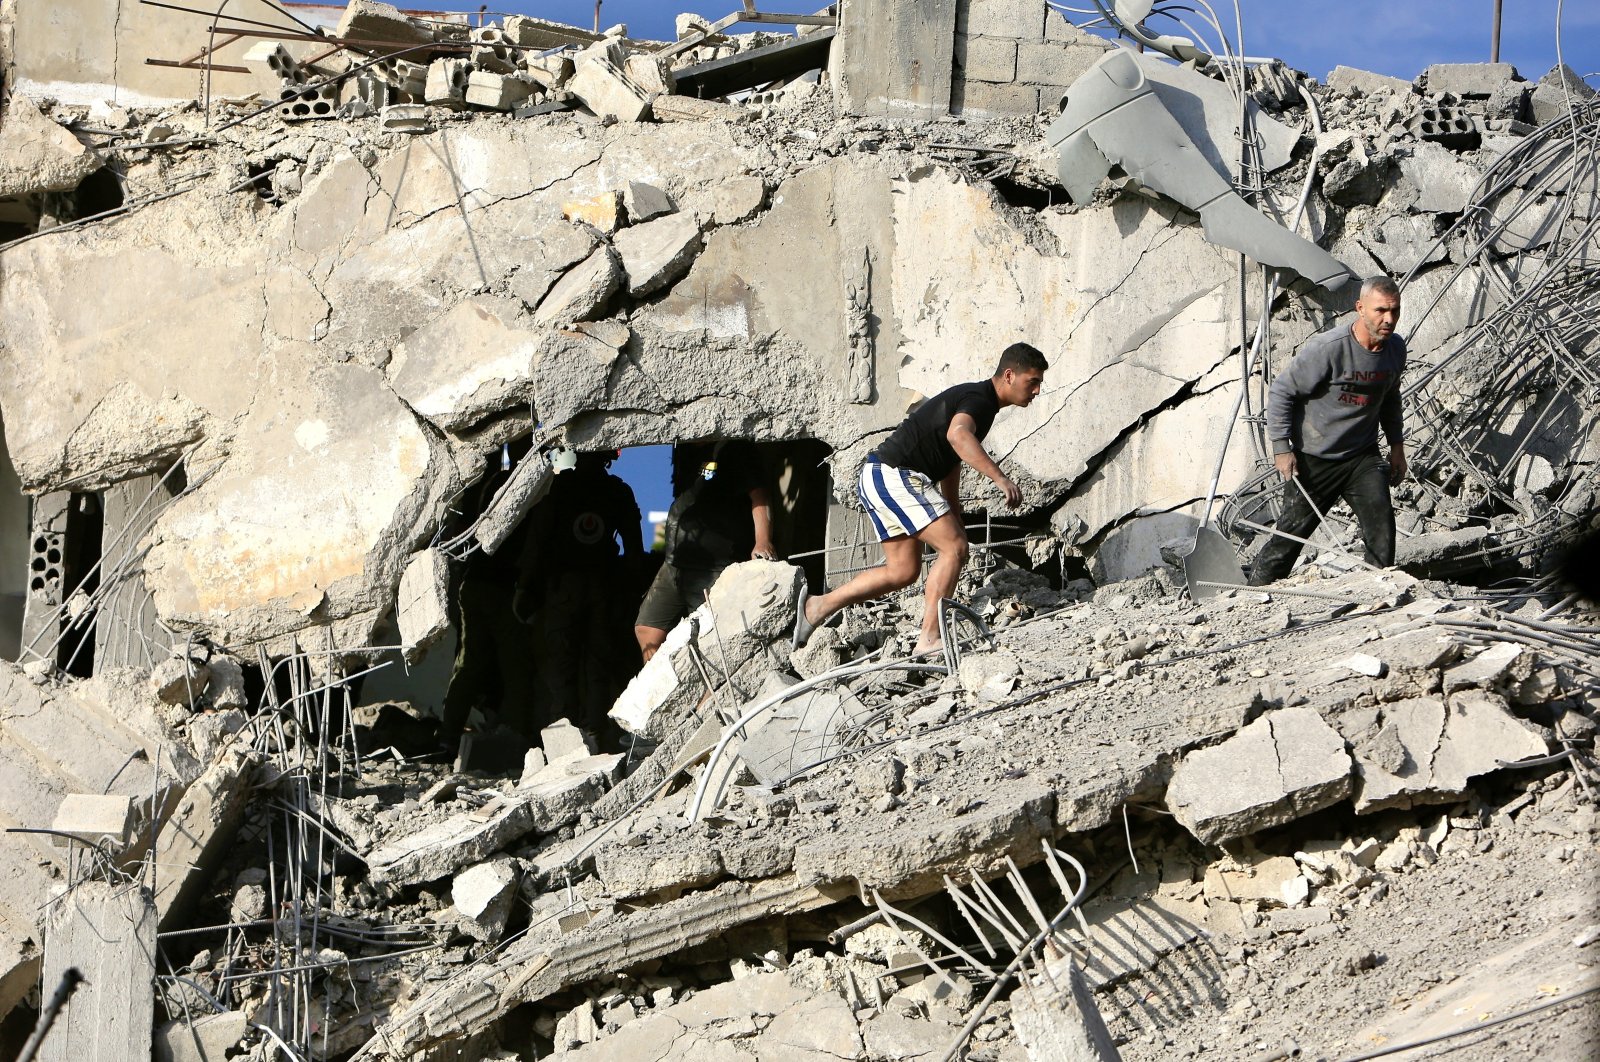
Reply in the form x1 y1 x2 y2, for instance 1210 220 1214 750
1 0 1598 1059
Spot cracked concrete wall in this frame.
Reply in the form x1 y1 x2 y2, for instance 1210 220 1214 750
0 87 1548 645
9 0 347 106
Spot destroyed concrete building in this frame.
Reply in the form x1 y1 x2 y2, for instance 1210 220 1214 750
0 0 1597 1058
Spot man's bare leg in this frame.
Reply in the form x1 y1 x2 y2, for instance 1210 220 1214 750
803 536 922 627
635 625 667 663
802 514 970 655
910 515 969 657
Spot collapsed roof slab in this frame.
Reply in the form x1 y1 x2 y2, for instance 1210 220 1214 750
672 28 836 100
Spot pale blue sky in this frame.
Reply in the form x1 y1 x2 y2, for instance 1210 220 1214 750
500 0 1598 82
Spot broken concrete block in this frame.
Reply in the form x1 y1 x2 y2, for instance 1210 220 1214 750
623 181 676 224
1378 630 1462 672
502 13 602 49
50 794 133 850
518 753 625 832
466 70 536 111
553 999 601 1051
470 25 517 74
1351 692 1549 812
596 843 725 901
1012 957 1123 1061
569 56 650 122
711 175 768 225
389 295 543 432
610 603 710 739
150 653 210 707
1328 65 1413 97
379 103 430 133
532 328 622 427
613 212 704 298
1203 854 1301 904
1342 653 1386 678
41 882 156 1062
335 0 435 47
533 245 622 325
154 1009 247 1062
451 858 519 941
1395 525 1494 577
753 990 866 1059
1397 141 1483 213
0 96 103 198
739 672 873 787
367 798 534 887
190 710 246 761
1530 63 1596 125
424 58 470 108
396 549 450 662
1424 62 1519 98
562 190 625 233
475 451 555 555
524 54 576 89
623 54 676 97
651 95 751 123
540 719 593 762
1166 706 1353 844
204 654 248 711
957 649 1022 702
1442 641 1526 693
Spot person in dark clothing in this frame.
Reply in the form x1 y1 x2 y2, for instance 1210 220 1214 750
795 342 1048 657
515 451 643 738
634 440 775 662
439 452 542 747
1250 276 1407 585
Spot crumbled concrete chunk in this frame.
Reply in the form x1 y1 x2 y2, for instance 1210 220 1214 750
1351 692 1550 812
451 858 519 941
1328 65 1413 97
204 654 249 711
150 654 210 707
0 96 103 198
563 190 625 233
613 212 705 297
957 648 1022 701
1442 641 1525 692
1424 62 1519 98
623 181 676 223
1167 706 1353 844
396 549 451 661
533 245 622 325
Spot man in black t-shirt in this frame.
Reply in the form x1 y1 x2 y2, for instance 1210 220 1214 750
795 343 1048 657
634 440 776 662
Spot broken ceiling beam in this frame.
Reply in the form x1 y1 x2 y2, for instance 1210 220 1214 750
39 883 157 1062
672 27 836 100
360 875 857 1056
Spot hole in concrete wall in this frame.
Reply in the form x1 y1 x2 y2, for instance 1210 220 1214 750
246 163 278 203
991 177 1057 211
74 166 125 217
360 438 833 769
55 492 103 677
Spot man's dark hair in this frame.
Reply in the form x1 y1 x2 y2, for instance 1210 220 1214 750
1361 275 1401 300
995 342 1049 376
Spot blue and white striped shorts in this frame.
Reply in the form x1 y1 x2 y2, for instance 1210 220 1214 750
858 455 951 541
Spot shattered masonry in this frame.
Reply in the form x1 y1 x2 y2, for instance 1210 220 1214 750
0 1 1597 1061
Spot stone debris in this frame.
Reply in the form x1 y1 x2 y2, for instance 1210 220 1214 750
1166 706 1354 845
0 3 1597 1061
0 96 104 198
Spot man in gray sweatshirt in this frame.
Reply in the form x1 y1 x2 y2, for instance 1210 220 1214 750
1249 276 1407 584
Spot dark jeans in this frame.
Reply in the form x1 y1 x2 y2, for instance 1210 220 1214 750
1248 447 1394 585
